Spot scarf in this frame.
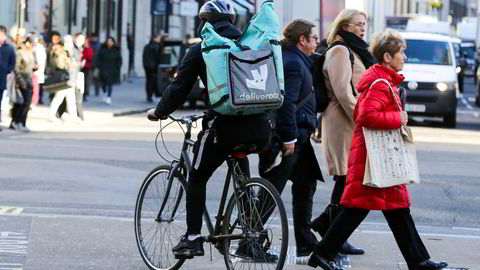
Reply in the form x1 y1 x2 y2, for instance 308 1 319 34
337 29 376 69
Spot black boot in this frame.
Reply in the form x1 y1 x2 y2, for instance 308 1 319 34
308 252 344 270
414 260 448 270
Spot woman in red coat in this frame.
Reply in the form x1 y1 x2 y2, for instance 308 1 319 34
82 38 94 100
308 29 448 270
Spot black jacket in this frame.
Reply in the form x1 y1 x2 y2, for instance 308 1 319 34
142 41 161 71
276 47 317 144
154 21 243 118
97 45 122 85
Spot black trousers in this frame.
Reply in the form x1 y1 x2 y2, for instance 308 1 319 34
186 115 271 235
145 69 158 100
315 207 430 269
11 87 33 125
261 139 318 250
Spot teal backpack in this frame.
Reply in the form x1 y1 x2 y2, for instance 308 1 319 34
201 0 284 115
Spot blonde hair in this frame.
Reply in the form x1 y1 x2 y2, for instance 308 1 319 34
369 29 406 63
327 9 366 45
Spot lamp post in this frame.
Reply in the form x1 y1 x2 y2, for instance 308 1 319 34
48 0 53 42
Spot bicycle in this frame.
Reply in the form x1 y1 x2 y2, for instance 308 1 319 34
134 114 288 270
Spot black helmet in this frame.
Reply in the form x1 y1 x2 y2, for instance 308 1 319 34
199 0 236 24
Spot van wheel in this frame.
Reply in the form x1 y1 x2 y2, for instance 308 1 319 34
443 112 456 128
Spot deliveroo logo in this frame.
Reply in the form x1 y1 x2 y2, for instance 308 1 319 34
246 64 268 90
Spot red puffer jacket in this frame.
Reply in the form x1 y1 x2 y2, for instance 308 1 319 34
340 64 411 210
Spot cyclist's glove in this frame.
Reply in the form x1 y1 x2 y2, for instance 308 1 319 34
147 108 167 121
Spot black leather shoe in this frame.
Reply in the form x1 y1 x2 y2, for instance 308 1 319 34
308 253 344 270
235 239 278 262
296 246 313 257
339 241 365 255
415 260 448 270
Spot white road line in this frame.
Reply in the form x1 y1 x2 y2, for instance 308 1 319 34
359 230 480 240
461 96 473 110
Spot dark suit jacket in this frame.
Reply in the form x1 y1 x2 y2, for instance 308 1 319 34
276 47 317 144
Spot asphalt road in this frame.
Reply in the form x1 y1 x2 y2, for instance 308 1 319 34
1 78 480 269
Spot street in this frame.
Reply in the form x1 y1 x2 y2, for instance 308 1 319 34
1 78 480 270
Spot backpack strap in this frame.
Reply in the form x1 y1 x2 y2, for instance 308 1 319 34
293 91 313 112
327 41 356 97
201 44 231 53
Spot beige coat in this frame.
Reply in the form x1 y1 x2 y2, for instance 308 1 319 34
322 38 366 176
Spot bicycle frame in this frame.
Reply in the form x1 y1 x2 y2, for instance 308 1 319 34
156 116 245 244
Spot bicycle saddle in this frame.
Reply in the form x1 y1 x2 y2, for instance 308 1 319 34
230 144 258 159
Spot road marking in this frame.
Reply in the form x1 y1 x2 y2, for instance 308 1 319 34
0 232 28 255
359 230 480 240
467 97 476 102
460 96 474 110
0 264 23 270
0 207 23 216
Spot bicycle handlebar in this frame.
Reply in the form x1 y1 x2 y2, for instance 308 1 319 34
167 114 204 126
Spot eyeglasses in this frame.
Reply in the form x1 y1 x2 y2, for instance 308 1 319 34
348 22 367 28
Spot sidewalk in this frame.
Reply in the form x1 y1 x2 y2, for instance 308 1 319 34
0 78 154 132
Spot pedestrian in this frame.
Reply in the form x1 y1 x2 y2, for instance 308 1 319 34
72 33 86 119
308 29 448 270
142 34 162 103
82 37 94 100
310 9 376 255
89 33 101 96
34 36 47 105
11 36 35 132
127 22 134 82
179 33 192 63
259 19 324 258
47 31 78 122
0 25 16 131
96 36 122 105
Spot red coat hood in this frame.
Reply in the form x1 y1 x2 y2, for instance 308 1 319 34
356 64 405 93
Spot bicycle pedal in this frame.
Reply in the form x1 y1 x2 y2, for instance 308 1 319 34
174 254 194 260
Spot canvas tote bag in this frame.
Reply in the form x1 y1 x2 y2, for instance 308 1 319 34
363 78 420 188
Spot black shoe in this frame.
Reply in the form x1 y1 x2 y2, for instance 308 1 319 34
308 253 344 270
415 260 448 270
172 235 204 259
339 241 365 255
235 239 278 262
296 246 313 257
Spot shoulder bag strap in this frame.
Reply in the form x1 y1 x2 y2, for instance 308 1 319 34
369 78 402 112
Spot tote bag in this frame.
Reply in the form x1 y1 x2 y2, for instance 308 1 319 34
363 78 420 188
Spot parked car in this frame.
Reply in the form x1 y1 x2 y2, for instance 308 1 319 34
399 32 458 128
157 39 204 108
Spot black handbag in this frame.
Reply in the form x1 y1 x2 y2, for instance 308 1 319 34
44 69 71 92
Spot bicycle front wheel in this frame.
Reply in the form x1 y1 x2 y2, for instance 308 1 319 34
134 165 188 270
222 177 288 270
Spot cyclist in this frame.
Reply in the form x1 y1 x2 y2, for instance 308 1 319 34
147 0 273 261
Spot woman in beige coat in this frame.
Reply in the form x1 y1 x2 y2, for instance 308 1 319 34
310 9 376 255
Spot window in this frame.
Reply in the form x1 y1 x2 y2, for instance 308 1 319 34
405 39 452 66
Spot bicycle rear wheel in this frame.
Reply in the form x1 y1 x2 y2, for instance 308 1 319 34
222 177 288 270
134 165 188 270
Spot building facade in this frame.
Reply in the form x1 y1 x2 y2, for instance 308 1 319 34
0 0 255 79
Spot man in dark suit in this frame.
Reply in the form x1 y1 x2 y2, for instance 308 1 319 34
260 19 323 257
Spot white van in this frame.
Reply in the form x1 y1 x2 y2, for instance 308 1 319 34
399 32 458 127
